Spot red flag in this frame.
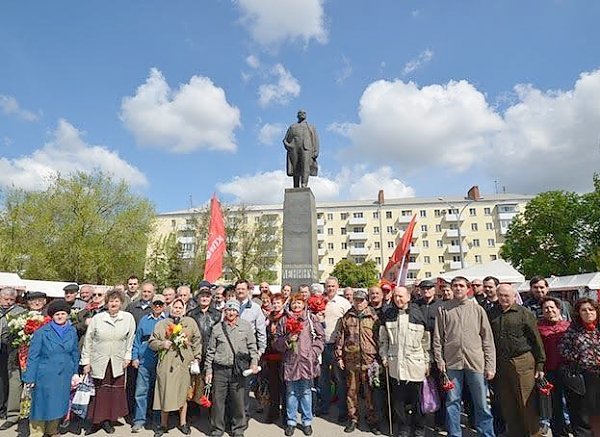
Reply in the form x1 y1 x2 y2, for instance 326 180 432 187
382 215 417 286
204 194 226 282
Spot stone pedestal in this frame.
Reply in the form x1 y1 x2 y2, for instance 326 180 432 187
281 188 318 289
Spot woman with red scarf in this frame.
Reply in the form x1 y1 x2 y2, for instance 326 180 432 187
538 297 571 436
274 292 324 436
559 298 600 436
262 293 287 423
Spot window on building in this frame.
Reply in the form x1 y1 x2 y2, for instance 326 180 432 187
472 239 480 247
488 238 495 247
328 258 334 265
171 219 176 228
409 255 417 262
327 213 334 220
484 207 491 215
449 223 458 230
317 227 323 234
425 272 432 278
355 257 366 264
449 208 459 215
341 213 348 220
327 228 333 235
435 224 442 232
407 272 417 279
373 211 379 219
434 209 441 217
353 212 363 218
471 223 478 231
374 241 380 249
420 210 427 218
353 226 364 233
387 226 394 234
475 255 482 263
255 216 260 223
386 211 392 219
490 254 498 260
318 242 323 249
421 225 428 232
355 242 365 248
438 256 445 263
388 241 395 248
452 255 461 262
341 228 347 235
422 240 429 248
437 240 443 248
401 210 412 216
317 213 323 219
486 222 494 230
375 257 381 265
450 239 459 246
341 242 348 250
469 208 477 216
374 226 380 234
423 256 431 264
327 243 334 250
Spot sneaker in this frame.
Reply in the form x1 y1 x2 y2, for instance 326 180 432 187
302 425 313 436
344 422 356 433
285 425 295 436
131 424 144 433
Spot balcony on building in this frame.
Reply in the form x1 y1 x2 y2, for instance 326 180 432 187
318 264 327 272
177 236 195 245
396 215 413 224
348 232 368 240
443 213 465 222
317 218 325 226
349 247 368 256
181 251 195 259
408 262 423 270
445 229 463 238
448 261 465 270
317 233 325 241
348 216 368 226
318 248 326 256
409 246 420 254
177 223 195 232
447 245 462 254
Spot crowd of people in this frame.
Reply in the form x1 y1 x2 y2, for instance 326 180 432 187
0 273 599 437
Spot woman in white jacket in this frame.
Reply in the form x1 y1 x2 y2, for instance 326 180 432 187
81 289 136 434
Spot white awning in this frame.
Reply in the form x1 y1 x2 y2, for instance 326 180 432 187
439 259 525 284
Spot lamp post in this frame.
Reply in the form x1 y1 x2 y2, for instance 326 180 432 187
438 197 477 269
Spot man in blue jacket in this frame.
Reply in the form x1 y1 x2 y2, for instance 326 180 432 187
131 294 166 433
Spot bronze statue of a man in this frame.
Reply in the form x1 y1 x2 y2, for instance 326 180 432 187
283 110 319 188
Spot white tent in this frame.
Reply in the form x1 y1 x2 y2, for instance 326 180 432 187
22 279 75 298
517 272 600 293
0 272 26 291
439 259 525 284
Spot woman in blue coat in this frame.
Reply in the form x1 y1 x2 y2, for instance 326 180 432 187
22 299 80 437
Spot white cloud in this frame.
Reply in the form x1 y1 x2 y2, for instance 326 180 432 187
402 49 434 76
258 64 301 107
258 123 285 145
489 70 600 193
333 79 503 172
335 55 353 85
0 95 39 122
0 119 147 190
237 0 327 47
246 54 260 69
120 68 241 153
217 165 414 203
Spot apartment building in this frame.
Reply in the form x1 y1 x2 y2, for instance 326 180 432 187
153 189 533 284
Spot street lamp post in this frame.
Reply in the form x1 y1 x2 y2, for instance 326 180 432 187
438 197 476 269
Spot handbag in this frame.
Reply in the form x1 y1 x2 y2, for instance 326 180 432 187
560 366 586 396
222 322 251 376
420 376 440 414
71 374 95 419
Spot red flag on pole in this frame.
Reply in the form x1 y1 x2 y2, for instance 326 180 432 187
204 194 226 282
382 215 417 286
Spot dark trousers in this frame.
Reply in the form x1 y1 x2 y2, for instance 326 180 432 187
497 352 541 437
265 360 285 416
488 377 506 435
211 366 246 436
0 349 8 417
319 343 347 416
564 370 599 437
391 379 425 432
126 366 138 421
546 370 568 436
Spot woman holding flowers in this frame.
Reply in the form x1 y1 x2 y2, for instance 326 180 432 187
149 298 202 437
22 300 79 437
274 292 324 437
80 289 135 434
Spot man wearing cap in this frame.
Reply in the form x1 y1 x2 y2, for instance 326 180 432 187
205 299 259 437
0 287 26 429
187 281 221 404
130 294 167 433
27 291 47 315
335 289 381 434
63 284 86 310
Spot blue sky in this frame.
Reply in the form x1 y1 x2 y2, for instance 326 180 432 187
1 0 599 213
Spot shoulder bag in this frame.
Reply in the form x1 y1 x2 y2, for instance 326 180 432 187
222 322 251 376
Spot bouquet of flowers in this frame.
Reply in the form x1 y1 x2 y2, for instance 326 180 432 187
159 323 188 361
307 294 327 314
199 383 212 408
367 361 381 388
7 311 51 370
70 308 81 323
441 372 455 392
285 317 304 352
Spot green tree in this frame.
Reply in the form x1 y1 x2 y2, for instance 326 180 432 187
500 189 596 277
145 233 185 290
0 172 155 284
331 259 379 288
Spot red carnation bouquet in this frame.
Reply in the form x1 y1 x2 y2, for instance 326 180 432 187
199 383 212 408
307 294 327 314
285 317 304 352
441 372 455 392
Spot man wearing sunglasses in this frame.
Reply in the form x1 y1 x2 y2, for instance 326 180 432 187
131 295 166 433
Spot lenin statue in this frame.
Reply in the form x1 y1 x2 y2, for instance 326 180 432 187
283 110 319 188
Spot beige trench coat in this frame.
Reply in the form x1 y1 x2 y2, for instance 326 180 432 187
80 310 136 379
149 317 202 412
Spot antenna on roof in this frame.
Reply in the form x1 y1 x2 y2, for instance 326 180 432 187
494 180 499 194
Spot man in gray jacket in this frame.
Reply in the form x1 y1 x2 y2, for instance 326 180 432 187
433 276 496 437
